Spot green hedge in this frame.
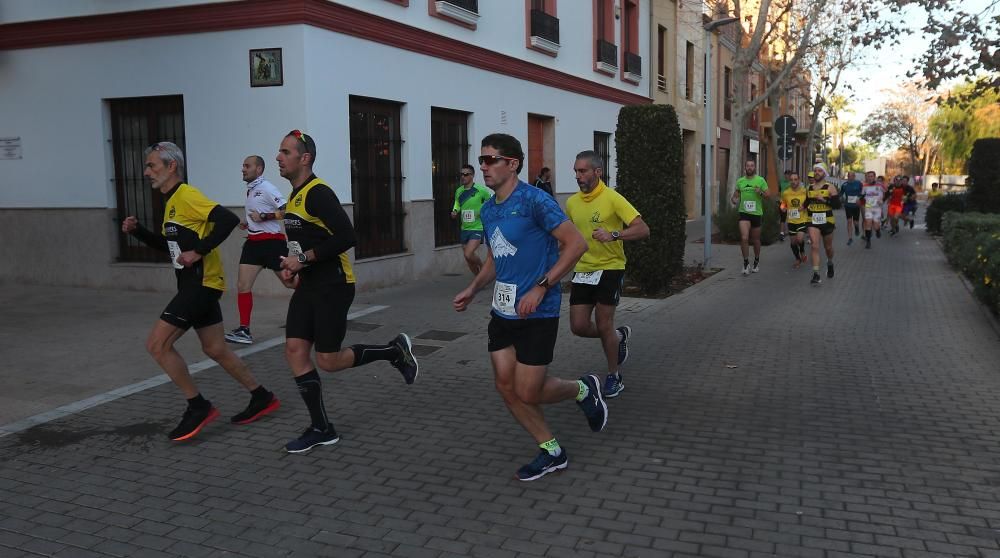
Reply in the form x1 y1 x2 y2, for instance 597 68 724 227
717 197 781 245
615 104 685 294
926 193 967 235
967 138 1000 214
942 211 1000 314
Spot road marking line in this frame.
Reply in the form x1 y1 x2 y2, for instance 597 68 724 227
0 305 389 437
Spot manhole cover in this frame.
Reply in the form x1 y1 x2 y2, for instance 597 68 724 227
416 330 467 341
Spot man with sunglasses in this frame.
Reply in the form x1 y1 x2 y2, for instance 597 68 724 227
225 155 287 345
451 164 492 275
453 133 607 481
122 141 279 441
566 150 649 399
276 130 419 453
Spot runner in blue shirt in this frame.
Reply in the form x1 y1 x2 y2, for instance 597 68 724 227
840 171 863 246
453 133 607 482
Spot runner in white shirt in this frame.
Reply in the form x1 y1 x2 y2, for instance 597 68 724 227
225 156 288 344
860 171 883 249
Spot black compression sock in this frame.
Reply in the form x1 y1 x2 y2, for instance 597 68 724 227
791 244 800 259
187 393 211 410
350 344 398 367
294 370 329 430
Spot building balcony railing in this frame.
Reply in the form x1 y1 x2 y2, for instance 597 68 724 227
657 74 667 92
596 38 617 71
624 51 642 79
439 0 477 12
436 0 479 25
530 9 559 46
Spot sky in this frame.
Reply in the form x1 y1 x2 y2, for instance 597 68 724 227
838 0 995 138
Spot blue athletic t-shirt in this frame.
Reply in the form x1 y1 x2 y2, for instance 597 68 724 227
481 181 568 320
841 180 863 206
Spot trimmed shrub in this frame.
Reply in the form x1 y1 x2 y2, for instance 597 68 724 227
615 104 685 294
925 192 967 235
967 138 1000 214
716 197 780 245
942 211 1000 314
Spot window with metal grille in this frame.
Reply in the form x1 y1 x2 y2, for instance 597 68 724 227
685 41 695 100
657 25 667 92
349 96 406 259
109 95 186 263
594 131 612 187
724 66 732 120
431 107 470 247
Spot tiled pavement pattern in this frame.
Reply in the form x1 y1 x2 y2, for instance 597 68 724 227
3 216 1000 558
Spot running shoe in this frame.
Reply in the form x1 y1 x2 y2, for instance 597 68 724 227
516 449 568 481
847 238 853 246
169 405 219 441
389 333 419 384
741 263 751 276
909 219 914 229
230 392 280 424
615 326 631 366
810 272 821 285
751 261 760 273
225 326 253 345
603 373 624 399
577 375 608 432
285 425 339 453
827 263 835 278
779 232 786 242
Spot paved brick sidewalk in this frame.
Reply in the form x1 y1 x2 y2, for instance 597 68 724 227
3 215 1000 558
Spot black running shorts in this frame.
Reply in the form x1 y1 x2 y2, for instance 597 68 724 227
487 314 559 366
239 238 286 271
844 206 861 221
160 286 224 330
569 269 626 306
286 282 355 353
787 222 809 234
808 222 836 236
738 212 762 228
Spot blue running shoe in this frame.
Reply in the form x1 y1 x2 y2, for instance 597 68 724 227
603 373 624 399
285 426 339 454
516 449 568 481
576 374 608 432
616 325 631 366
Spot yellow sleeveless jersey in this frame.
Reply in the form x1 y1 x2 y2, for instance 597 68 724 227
285 177 355 284
162 183 226 291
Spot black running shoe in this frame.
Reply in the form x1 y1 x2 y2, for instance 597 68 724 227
389 333 419 384
811 272 821 285
516 449 568 481
285 426 339 453
616 326 631 366
909 219 914 229
169 405 219 441
827 263 835 278
576 375 608 432
230 392 280 424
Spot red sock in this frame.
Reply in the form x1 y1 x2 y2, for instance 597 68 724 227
237 292 253 328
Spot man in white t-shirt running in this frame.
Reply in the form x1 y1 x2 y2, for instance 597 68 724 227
225 155 288 345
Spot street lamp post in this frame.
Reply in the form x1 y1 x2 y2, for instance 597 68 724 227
703 16 738 270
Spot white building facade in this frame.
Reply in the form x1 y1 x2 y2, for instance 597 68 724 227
0 0 650 293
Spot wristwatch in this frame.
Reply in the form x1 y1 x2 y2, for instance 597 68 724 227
296 252 308 264
611 230 621 240
536 275 550 289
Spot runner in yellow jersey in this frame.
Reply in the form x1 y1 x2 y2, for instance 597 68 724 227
566 150 649 398
780 172 809 269
805 163 842 285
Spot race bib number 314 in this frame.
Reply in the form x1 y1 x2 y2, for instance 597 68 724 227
493 281 517 316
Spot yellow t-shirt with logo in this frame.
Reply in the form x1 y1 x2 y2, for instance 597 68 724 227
781 187 809 225
566 180 641 272
162 183 226 291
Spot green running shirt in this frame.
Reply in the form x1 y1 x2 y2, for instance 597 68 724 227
453 183 492 231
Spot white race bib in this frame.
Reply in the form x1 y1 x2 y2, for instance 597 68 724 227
866 195 881 207
847 195 859 204
166 241 184 270
811 212 828 225
492 282 517 316
461 209 475 223
287 240 303 256
572 271 604 285
788 209 800 220
742 200 757 213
